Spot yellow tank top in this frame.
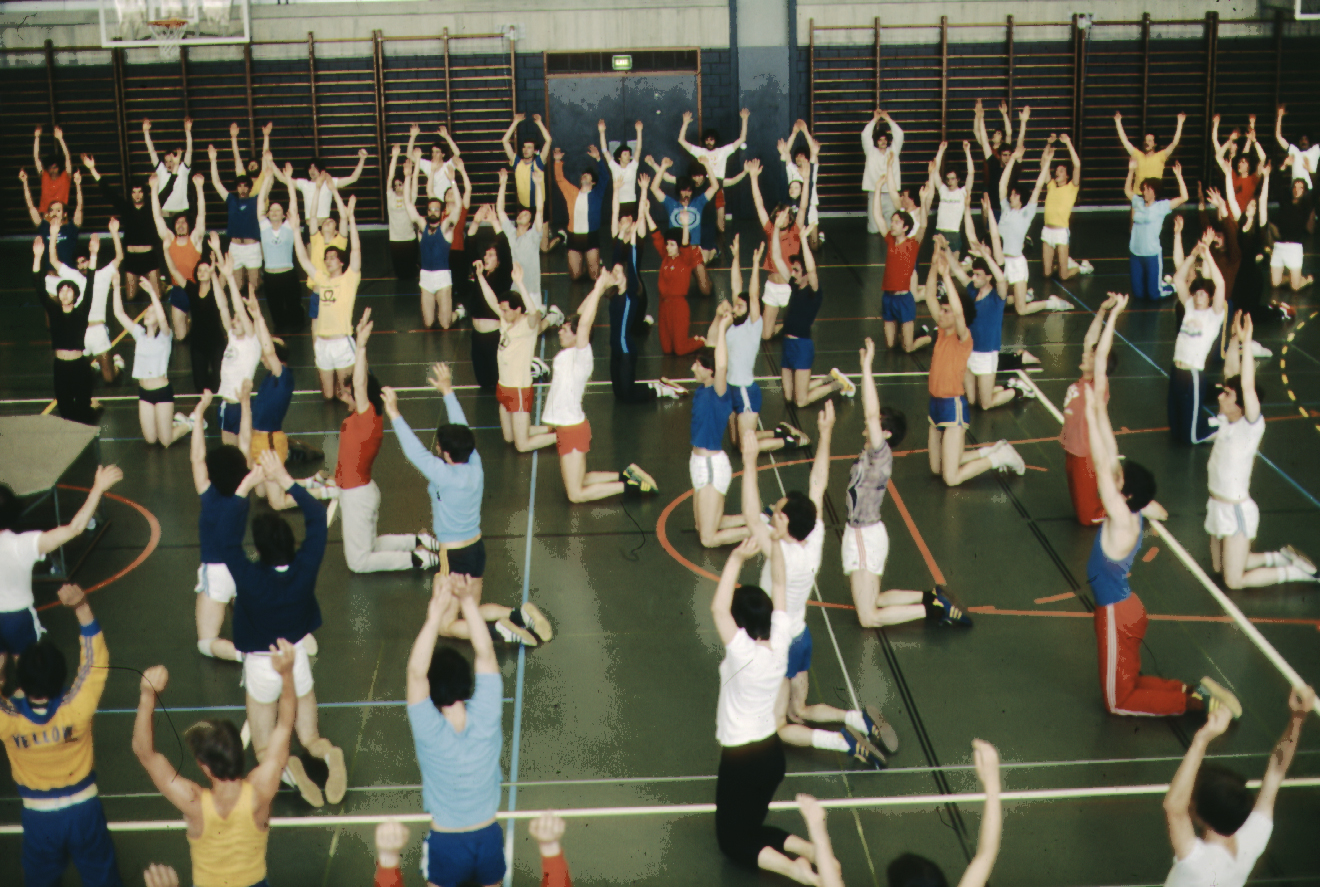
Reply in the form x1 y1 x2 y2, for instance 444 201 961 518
188 782 269 887
1135 150 1168 186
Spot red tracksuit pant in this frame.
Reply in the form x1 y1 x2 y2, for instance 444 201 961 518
1066 452 1106 526
658 296 704 355
1094 593 1189 716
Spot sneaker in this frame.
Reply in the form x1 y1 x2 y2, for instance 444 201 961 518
1196 677 1242 719
1250 341 1273 359
650 381 680 399
325 498 339 528
324 745 347 805
298 473 340 500
863 704 900 755
658 377 690 397
494 618 538 646
1044 296 1072 311
302 634 318 657
843 726 887 769
544 304 566 327
1079 259 1095 275
623 463 659 493
173 411 194 430
240 719 251 749
643 314 655 326
452 304 467 321
284 757 326 807
1281 545 1317 575
829 368 857 397
993 443 1027 476
1006 378 1037 400
520 602 554 643
112 353 126 371
1025 287 1035 299
530 356 550 382
413 549 440 570
926 587 973 627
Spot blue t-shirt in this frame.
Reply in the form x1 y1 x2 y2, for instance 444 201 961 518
407 671 503 829
782 284 822 340
226 193 260 240
199 485 250 565
967 285 1006 354
663 193 710 247
691 385 733 450
392 394 483 543
251 366 295 433
1129 197 1171 257
1087 515 1143 606
419 223 452 272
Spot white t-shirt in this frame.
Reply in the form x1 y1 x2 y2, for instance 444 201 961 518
295 177 347 223
46 264 116 323
541 345 593 427
936 183 967 232
1173 304 1225 370
501 218 542 299
387 190 415 241
684 141 744 182
606 154 639 203
417 158 454 201
129 324 173 379
0 530 44 612
154 161 192 213
218 333 263 402
1207 414 1265 502
759 519 825 639
1163 812 1272 887
716 610 790 747
1287 144 1320 187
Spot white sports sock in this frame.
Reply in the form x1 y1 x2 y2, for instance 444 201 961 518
843 710 866 733
1280 565 1316 583
1263 551 1285 568
811 730 850 753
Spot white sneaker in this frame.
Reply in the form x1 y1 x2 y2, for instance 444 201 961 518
416 532 440 553
240 719 251 749
829 368 857 397
1044 296 1072 311
1025 287 1035 299
452 304 467 321
544 304 566 327
325 498 339 527
1001 445 1027 476
650 381 680 399
112 353 126 371
1250 341 1272 359
643 314 655 326
1281 545 1317 575
1079 259 1095 275
1007 378 1037 399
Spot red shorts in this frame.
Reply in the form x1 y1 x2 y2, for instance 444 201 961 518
714 187 726 209
496 384 534 414
554 420 591 456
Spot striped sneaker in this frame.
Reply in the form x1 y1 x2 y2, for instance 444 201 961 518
416 532 441 554
829 368 857 397
412 549 440 570
494 619 538 646
863 704 900 755
623 464 659 493
1281 545 1317 575
924 587 973 627
843 726 887 769
544 304 566 327
520 602 554 643
1196 677 1243 719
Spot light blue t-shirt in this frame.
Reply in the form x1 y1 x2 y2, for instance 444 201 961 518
259 217 295 271
407 671 503 829
998 204 1036 257
1129 196 1171 257
725 316 763 388
392 392 484 543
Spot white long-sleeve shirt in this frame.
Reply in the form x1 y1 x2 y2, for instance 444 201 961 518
861 118 904 193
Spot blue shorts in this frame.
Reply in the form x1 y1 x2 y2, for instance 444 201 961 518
882 291 916 325
0 607 43 656
928 395 970 428
730 382 762 414
423 822 506 887
168 285 189 312
781 337 815 371
786 626 813 678
21 796 122 887
217 399 242 435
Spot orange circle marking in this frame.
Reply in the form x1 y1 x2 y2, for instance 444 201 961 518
36 485 161 611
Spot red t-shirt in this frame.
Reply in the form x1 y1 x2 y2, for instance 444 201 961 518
882 235 920 292
651 230 703 299
762 221 801 273
449 206 471 251
1231 173 1259 212
39 170 71 215
336 408 384 490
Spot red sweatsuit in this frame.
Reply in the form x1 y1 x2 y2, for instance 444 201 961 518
1094 594 1189 716
651 229 705 355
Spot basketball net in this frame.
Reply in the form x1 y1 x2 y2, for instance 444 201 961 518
146 18 189 60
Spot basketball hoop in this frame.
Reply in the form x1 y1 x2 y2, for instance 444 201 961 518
146 18 190 60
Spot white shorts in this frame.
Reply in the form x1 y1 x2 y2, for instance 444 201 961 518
762 280 792 308
1004 254 1029 285
83 324 112 357
1041 225 1070 247
314 335 357 371
242 638 315 704
195 562 236 604
841 521 890 576
230 241 263 270
689 451 733 496
967 350 999 376
1205 497 1259 540
419 268 453 292
1271 242 1303 271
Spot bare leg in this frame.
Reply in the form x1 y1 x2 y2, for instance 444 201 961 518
781 367 795 403
1057 243 1077 280
975 373 1018 409
1042 242 1056 277
567 249 585 281
883 320 897 349
420 287 438 328
900 321 931 353
762 304 780 341
793 369 839 408
1221 533 1304 588
437 285 455 329
560 451 626 503
694 486 749 548
139 400 161 445
334 367 354 407
195 594 239 661
318 368 337 401
758 846 819 885
1271 265 1285 287
940 424 992 486
511 412 556 452
585 249 602 281
1013 281 1051 315
850 570 925 628
171 306 190 341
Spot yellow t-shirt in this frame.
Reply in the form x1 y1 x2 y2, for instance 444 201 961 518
1043 181 1080 229
311 268 359 338
1135 149 1170 186
309 232 348 279
0 625 109 795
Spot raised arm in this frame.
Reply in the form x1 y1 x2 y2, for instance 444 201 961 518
747 239 763 324
1092 293 1124 407
1014 105 1030 155
1123 157 1138 202
345 192 361 273
1114 111 1138 157
677 110 697 155
941 257 968 340
1168 161 1189 210
574 271 611 349
439 125 461 162
501 114 522 165
473 263 502 316
1061 133 1081 188
747 158 769 226
32 126 43 174
1166 112 1186 156
133 666 203 825
229 122 245 177
973 99 991 158
534 114 553 165
963 140 975 197
190 390 214 493
1164 707 1231 862
808 401 833 510
191 174 207 244
713 311 731 396
208 144 230 201
1255 686 1316 816
142 118 160 168
407 575 453 704
181 117 194 170
712 539 759 644
1238 313 1260 422
954 741 1002 887
110 265 133 332
455 574 497 674
70 171 83 228
455 157 472 210
247 641 299 804
1085 374 1130 529
339 149 368 189
256 155 274 218
19 170 41 227
768 207 791 281
37 465 122 556
920 239 945 318
858 338 884 445
999 150 1018 207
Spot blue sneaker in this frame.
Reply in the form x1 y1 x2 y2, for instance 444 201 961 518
863 704 899 755
925 586 973 627
843 727 887 769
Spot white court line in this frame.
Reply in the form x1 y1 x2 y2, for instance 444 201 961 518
5 778 1316 834
1016 372 1320 716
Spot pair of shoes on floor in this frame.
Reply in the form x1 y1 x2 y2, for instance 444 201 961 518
984 440 1026 475
494 602 554 646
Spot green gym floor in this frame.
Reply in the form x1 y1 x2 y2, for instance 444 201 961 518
1 213 1318 886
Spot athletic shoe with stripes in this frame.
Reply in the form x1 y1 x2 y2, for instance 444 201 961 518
925 587 973 627
650 381 681 399
844 726 887 769
416 532 441 554
623 464 659 493
520 602 554 643
494 619 538 646
1281 545 1317 575
863 704 900 755
829 368 857 397
1196 677 1243 719
544 304 566 328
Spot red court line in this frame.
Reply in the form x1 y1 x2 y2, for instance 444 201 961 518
1034 592 1077 604
885 480 946 586
35 485 160 611
968 605 1320 632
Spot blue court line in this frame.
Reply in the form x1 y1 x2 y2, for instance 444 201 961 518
502 335 546 886
1056 281 1320 510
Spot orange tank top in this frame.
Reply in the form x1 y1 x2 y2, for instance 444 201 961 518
928 327 973 398
187 781 269 887
169 237 201 283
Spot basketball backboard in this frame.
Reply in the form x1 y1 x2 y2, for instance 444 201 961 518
98 0 251 54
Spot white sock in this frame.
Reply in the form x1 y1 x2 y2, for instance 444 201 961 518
1263 551 1285 568
1281 565 1316 583
811 730 851 752
843 710 866 733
